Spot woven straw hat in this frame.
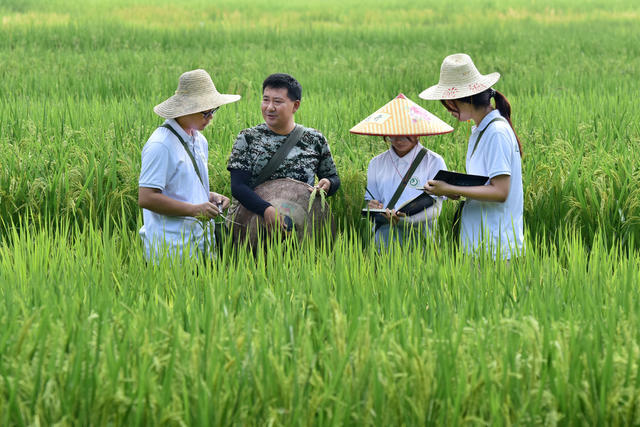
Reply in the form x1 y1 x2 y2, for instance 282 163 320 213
154 69 241 119
349 93 453 137
418 53 500 100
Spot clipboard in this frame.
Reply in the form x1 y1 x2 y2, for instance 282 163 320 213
362 192 435 218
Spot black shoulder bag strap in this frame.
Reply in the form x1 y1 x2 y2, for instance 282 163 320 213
161 123 206 189
387 148 427 210
453 116 509 240
253 124 304 188
470 117 508 157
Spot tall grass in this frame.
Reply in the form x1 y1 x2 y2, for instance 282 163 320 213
2 0 640 424
1 0 640 247
1 220 639 424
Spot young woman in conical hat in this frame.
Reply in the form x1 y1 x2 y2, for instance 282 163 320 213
350 94 453 250
420 53 524 259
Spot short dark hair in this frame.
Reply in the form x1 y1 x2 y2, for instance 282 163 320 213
262 73 302 101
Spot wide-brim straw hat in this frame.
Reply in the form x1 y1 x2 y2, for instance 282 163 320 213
418 53 500 100
349 93 454 137
154 69 241 119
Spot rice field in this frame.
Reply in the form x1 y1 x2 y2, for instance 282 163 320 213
1 0 640 424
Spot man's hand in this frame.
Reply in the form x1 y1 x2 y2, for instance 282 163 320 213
209 192 230 212
139 187 224 219
192 202 220 219
263 206 286 231
308 178 331 193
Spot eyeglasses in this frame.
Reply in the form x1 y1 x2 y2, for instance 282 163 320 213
201 107 219 119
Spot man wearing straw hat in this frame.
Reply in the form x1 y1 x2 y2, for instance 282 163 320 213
350 93 453 249
227 73 340 231
138 69 240 260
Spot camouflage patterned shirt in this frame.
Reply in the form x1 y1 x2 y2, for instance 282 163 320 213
227 123 340 194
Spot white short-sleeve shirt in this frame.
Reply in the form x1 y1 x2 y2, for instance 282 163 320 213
138 119 211 259
461 110 524 259
366 143 447 226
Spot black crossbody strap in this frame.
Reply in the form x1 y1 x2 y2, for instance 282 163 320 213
161 124 206 189
387 148 427 210
470 117 508 157
253 125 304 188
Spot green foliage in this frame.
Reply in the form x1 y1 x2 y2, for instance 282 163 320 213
1 0 639 247
1 221 639 425
2 0 640 424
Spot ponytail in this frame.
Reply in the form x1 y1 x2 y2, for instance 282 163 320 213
441 88 523 156
492 90 522 156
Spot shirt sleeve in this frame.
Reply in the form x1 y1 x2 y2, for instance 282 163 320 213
139 142 170 190
365 157 381 202
227 132 253 173
316 134 340 196
483 131 513 178
229 169 271 216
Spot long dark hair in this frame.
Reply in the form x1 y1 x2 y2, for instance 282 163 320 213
441 88 523 156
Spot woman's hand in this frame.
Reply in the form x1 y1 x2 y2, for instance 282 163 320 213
425 175 511 203
367 199 383 209
424 180 458 198
382 208 405 225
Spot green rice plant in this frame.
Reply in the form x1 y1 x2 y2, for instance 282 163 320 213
2 0 640 424
1 219 640 425
1 0 640 250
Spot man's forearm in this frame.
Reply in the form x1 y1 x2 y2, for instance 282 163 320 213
229 169 271 216
138 187 196 217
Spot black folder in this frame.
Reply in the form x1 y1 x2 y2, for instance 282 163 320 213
433 170 489 186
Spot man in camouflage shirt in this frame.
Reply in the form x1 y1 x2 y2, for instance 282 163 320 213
227 73 340 229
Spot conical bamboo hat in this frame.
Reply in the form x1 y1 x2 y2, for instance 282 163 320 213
349 93 453 137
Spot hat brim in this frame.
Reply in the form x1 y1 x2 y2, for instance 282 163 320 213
349 129 453 137
418 72 500 100
154 93 241 119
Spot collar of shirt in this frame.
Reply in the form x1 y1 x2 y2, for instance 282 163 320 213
470 109 502 136
165 118 196 145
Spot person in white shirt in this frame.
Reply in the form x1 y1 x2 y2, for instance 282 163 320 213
366 136 447 248
349 94 453 249
420 53 525 259
138 69 240 260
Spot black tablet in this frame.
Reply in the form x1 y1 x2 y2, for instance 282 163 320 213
433 170 489 186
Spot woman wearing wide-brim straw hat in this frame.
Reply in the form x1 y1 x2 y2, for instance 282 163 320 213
138 69 240 261
420 53 525 260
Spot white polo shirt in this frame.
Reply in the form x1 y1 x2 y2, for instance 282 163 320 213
366 143 447 225
138 119 211 259
461 110 524 259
